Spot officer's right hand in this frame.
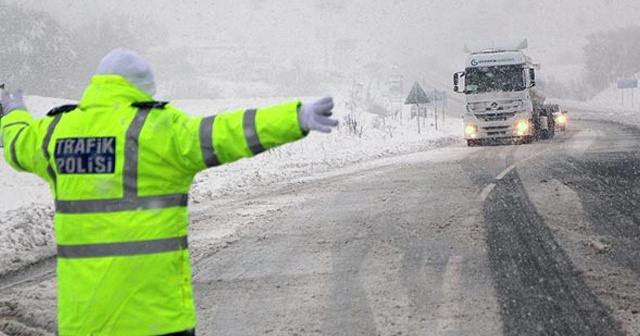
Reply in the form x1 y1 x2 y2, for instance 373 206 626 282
298 96 339 133
1 90 28 116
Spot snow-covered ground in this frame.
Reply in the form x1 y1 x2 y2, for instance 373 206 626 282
0 93 463 275
550 81 640 124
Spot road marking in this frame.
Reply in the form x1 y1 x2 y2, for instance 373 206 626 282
480 183 496 201
481 146 552 200
496 164 515 180
436 255 464 335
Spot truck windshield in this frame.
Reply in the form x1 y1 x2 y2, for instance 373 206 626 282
464 65 525 93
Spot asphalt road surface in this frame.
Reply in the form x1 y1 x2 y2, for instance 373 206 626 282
3 118 640 335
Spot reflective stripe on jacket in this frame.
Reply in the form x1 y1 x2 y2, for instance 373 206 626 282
1 75 305 335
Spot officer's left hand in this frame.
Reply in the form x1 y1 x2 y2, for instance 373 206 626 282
298 96 339 133
1 90 28 116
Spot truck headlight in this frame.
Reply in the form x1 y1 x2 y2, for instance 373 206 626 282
515 120 529 135
464 124 478 138
556 114 566 124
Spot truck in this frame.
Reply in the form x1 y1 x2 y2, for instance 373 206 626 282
452 39 553 146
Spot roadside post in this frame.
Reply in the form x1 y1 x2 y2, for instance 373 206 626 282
617 79 638 108
388 74 403 119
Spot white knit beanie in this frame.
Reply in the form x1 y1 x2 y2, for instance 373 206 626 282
95 48 156 97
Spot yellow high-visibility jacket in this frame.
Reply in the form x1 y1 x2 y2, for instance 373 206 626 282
1 75 306 335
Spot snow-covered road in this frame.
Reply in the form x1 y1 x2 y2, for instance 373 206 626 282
3 90 640 335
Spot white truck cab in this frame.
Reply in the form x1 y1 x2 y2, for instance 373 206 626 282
453 39 547 146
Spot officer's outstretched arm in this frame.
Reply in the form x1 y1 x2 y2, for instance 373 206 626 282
173 98 338 173
1 90 47 175
197 100 306 167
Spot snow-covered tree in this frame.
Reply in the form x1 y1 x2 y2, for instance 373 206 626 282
584 25 640 96
0 3 77 98
0 3 167 99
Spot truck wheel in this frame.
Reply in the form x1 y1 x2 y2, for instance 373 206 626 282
523 135 534 144
467 140 476 147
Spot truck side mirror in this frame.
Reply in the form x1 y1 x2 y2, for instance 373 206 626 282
453 72 463 92
529 68 536 87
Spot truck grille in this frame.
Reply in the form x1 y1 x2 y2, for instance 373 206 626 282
475 111 516 122
468 99 522 114
482 125 510 136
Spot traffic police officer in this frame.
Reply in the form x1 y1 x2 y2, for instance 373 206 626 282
0 48 338 335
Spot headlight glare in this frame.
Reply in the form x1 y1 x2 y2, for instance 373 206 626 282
556 114 566 124
464 124 477 138
515 120 529 135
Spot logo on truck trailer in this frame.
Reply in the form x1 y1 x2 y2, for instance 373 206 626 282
470 57 517 67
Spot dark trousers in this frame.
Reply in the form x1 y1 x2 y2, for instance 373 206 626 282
160 329 195 336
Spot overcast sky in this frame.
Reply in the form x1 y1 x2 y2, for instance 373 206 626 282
9 0 640 90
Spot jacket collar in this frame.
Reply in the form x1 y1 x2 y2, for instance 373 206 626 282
79 75 153 109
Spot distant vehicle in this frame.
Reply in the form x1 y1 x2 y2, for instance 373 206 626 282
452 39 550 146
537 105 556 139
544 103 567 131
